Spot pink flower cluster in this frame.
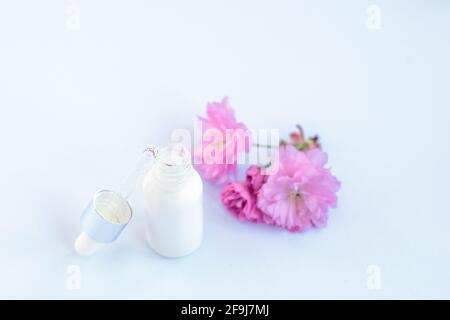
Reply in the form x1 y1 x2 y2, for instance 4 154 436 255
257 145 340 231
221 145 340 232
221 165 267 223
195 97 341 232
194 97 251 184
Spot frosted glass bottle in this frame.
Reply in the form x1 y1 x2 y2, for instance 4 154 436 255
142 144 203 257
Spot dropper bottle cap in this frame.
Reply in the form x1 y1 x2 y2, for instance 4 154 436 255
74 146 158 256
74 189 132 256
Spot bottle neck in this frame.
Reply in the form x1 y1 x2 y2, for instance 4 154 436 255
151 144 193 191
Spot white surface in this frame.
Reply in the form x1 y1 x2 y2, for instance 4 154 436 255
0 0 449 299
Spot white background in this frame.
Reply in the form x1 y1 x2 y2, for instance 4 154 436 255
0 0 449 299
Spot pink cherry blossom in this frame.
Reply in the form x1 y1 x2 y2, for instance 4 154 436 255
257 145 341 232
221 182 263 223
194 97 251 184
245 165 267 194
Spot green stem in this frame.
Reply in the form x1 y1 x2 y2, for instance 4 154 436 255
253 143 277 149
